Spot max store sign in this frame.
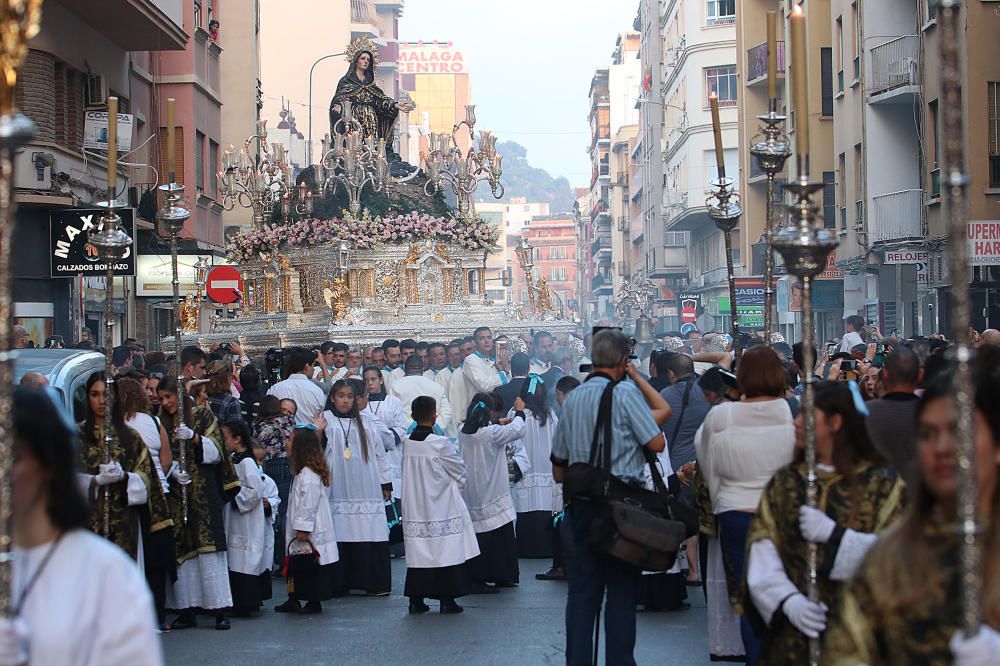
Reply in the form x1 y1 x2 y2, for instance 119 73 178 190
49 208 136 278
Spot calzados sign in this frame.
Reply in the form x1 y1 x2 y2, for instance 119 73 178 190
50 209 136 278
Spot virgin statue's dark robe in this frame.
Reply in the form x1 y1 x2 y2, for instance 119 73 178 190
329 52 399 145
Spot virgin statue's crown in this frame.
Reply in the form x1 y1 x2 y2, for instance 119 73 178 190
345 35 380 69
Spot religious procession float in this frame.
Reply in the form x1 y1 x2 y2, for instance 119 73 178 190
172 36 573 351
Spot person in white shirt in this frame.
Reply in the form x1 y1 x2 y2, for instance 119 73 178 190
402 396 480 615
381 339 405 390
319 379 393 596
268 347 326 426
695 346 796 662
314 341 349 382
839 314 866 354
251 441 281 580
463 327 511 397
363 366 408 501
274 425 339 615
345 347 364 379
392 355 453 436
458 394 527 592
424 342 452 391
0 387 162 666
529 330 554 375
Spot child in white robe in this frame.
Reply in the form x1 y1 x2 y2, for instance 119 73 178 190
274 425 339 614
320 379 393 595
402 396 480 614
221 420 269 614
458 393 526 591
511 375 559 559
253 440 280 585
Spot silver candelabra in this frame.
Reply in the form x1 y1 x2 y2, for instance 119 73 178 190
318 99 389 217
218 121 290 227
157 180 192 524
706 176 743 362
423 105 504 223
750 101 791 345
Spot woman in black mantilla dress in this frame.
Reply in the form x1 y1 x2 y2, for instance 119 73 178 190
329 47 415 160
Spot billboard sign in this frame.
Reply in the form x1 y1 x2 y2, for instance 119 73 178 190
399 42 467 74
50 209 135 277
83 111 134 152
968 220 1000 265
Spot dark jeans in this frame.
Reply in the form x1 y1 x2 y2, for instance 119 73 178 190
718 510 760 665
563 500 640 666
264 457 292 568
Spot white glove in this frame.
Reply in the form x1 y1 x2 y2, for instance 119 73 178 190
94 461 125 487
782 593 828 639
799 505 837 544
169 465 192 486
175 425 195 440
0 617 29 666
950 626 1000 666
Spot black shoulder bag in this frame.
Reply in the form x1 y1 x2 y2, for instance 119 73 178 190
563 378 687 572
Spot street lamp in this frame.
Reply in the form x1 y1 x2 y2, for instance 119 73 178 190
307 51 347 167
337 239 351 276
514 237 536 313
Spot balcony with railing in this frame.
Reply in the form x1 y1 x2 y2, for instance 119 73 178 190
647 245 688 278
869 189 924 244
746 41 785 88
868 36 919 103
351 0 376 23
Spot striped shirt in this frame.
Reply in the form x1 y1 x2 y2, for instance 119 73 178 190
551 376 661 485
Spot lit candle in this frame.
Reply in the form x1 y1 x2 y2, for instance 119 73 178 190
106 96 118 194
767 11 778 100
709 93 725 179
790 4 809 157
166 97 176 183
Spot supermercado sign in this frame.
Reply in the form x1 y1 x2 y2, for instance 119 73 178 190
969 220 1000 265
50 209 135 278
399 42 467 74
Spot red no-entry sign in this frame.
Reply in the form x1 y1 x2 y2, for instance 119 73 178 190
206 265 243 304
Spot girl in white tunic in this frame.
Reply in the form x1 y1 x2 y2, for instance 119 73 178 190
363 366 408 500
274 425 339 614
512 376 559 558
221 419 269 614
0 387 162 666
458 393 526 591
253 440 281 579
320 379 393 595
402 396 480 614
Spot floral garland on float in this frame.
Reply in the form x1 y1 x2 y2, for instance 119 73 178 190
225 211 501 263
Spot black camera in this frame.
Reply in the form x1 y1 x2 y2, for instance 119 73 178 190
264 347 284 381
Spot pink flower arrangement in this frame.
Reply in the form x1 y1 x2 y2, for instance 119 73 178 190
225 212 501 263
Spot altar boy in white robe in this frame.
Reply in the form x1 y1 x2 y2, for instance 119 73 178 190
458 393 527 592
402 396 480 614
320 379 393 596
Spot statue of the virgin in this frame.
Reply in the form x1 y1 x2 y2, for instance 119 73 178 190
329 36 417 177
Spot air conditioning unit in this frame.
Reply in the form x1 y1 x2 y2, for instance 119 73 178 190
85 75 108 108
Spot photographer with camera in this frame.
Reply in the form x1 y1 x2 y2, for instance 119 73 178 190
550 328 670 665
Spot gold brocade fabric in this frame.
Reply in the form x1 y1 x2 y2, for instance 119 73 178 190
824 525 997 665
744 462 906 665
693 469 716 538
78 423 172 557
160 405 240 564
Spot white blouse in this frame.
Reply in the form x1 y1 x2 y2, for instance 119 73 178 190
125 413 168 493
695 398 795 514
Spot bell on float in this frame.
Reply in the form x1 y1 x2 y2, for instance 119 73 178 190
633 315 656 346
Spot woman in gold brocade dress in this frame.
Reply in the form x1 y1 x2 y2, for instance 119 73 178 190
78 372 171 560
743 381 906 665
824 354 1000 665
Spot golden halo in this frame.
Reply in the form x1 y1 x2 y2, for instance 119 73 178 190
345 35 380 70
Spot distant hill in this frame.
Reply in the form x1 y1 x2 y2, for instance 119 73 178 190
476 141 575 212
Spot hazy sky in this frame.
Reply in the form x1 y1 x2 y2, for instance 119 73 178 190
401 0 638 188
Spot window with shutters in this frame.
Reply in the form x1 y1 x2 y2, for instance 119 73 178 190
195 130 205 192
158 127 185 184
823 172 836 228
821 48 834 117
989 83 1000 187
209 140 219 198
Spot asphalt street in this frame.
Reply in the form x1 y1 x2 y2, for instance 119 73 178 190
161 559 713 665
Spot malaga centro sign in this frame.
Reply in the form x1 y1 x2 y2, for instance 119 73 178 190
399 42 467 74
